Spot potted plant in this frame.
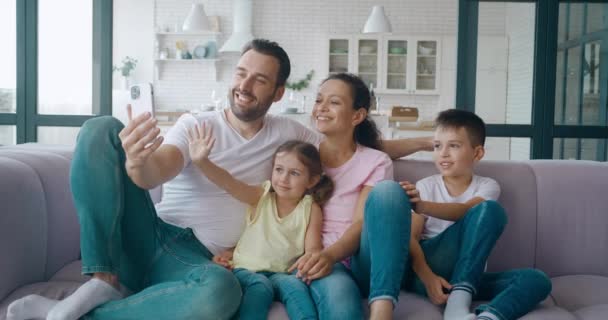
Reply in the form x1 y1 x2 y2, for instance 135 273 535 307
284 70 314 113
113 56 138 90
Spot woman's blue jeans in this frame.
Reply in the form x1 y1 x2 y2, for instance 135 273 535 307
309 181 413 320
233 268 316 320
70 116 241 319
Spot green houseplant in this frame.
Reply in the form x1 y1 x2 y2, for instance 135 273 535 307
113 56 138 90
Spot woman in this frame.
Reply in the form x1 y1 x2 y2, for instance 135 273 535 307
289 73 415 320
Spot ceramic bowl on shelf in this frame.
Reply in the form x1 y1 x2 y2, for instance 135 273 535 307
282 107 299 114
192 45 207 59
389 47 406 54
331 48 348 54
418 46 434 55
360 46 375 54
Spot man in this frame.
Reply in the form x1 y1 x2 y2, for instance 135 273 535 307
7 39 431 320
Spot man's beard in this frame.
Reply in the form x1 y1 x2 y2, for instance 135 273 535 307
228 88 275 122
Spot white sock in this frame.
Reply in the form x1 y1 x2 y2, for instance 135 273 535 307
477 311 500 320
46 278 123 320
6 294 59 320
444 289 475 320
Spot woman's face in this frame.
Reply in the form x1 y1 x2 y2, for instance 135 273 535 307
312 79 359 136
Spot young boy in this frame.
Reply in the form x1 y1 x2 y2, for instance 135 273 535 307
402 109 551 320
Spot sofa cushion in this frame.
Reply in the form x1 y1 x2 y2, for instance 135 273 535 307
0 147 80 281
0 157 48 301
0 281 83 320
49 260 90 283
573 304 608 320
268 291 443 320
550 275 608 312
531 161 608 277
394 159 539 271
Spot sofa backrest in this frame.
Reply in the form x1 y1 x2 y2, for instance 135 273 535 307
394 159 539 272
530 160 608 277
0 145 80 301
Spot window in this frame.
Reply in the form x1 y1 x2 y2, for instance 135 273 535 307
458 1 608 161
0 0 112 145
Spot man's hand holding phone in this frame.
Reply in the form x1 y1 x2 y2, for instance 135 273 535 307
118 104 163 175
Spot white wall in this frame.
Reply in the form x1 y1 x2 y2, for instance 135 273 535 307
111 0 472 120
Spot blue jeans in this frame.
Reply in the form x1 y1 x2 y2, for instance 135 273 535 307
309 263 363 320
233 268 316 320
403 201 552 320
71 117 241 319
309 181 411 319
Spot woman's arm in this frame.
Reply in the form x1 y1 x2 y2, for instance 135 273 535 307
322 185 372 262
304 202 324 254
381 137 434 160
291 186 372 281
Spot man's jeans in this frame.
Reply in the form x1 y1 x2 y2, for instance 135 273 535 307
233 268 316 320
404 200 552 320
70 116 241 319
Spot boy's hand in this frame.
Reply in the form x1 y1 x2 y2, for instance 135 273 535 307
399 181 421 203
399 181 420 202
288 251 335 284
420 271 452 305
212 250 233 270
187 122 215 163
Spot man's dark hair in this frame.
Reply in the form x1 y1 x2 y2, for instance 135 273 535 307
241 39 291 87
435 109 487 147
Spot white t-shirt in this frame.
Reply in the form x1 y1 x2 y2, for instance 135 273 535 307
155 110 322 255
416 174 500 239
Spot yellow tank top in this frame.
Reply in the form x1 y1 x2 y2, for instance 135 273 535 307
232 181 312 272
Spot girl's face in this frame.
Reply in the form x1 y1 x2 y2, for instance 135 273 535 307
312 79 365 136
271 151 319 201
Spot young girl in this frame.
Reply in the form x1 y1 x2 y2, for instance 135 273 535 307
187 123 333 320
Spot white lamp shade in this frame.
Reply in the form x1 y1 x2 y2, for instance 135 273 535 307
220 0 255 52
362 6 392 33
182 3 211 32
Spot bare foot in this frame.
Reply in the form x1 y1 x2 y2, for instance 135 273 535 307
369 299 393 320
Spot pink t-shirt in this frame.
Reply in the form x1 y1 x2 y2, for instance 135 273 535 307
321 145 394 249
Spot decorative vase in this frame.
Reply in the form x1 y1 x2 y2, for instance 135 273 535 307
121 76 131 90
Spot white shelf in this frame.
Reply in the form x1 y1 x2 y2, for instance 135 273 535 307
417 55 437 58
155 58 221 63
155 31 220 36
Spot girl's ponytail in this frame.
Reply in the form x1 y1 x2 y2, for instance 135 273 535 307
310 174 334 206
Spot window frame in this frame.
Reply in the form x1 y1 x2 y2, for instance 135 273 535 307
0 0 112 144
457 0 608 160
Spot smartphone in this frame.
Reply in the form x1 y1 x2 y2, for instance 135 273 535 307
129 83 155 118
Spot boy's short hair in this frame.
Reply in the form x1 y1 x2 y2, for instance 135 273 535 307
435 109 486 147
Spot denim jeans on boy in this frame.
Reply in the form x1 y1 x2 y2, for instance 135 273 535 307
70 116 241 319
233 268 316 320
403 200 552 320
309 181 413 319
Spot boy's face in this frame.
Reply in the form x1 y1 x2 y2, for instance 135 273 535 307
433 126 484 178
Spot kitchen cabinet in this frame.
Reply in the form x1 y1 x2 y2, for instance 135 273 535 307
153 31 221 80
326 35 441 95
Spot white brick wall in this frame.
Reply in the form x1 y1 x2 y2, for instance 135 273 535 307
149 0 463 115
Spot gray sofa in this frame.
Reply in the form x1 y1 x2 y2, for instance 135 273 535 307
1 144 607 320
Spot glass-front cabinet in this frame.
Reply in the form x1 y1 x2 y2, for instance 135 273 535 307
327 35 440 95
355 37 381 89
